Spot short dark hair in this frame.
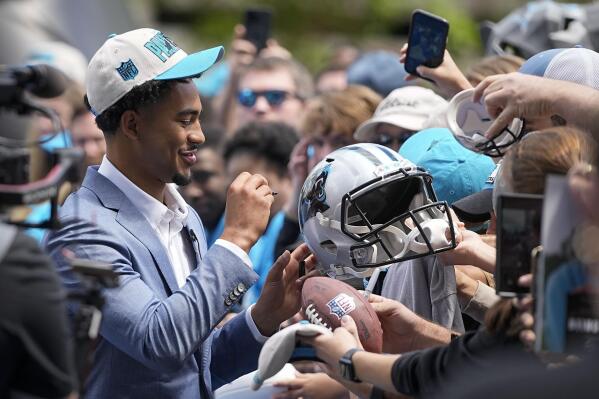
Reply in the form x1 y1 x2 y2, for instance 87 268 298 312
223 122 299 177
85 79 187 135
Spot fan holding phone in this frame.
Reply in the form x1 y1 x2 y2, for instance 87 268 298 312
404 10 449 75
401 10 472 98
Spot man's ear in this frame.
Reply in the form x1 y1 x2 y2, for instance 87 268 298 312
120 110 140 140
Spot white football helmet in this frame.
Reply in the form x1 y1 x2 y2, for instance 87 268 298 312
298 143 457 280
447 89 525 157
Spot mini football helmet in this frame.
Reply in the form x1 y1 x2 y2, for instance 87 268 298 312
298 143 457 279
447 89 525 157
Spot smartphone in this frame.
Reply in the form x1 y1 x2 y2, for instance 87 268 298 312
495 193 543 297
243 8 272 52
404 10 449 76
534 254 599 355
533 174 599 355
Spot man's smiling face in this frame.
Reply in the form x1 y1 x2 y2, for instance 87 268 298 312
135 80 205 186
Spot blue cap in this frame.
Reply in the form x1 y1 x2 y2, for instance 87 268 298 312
398 128 450 162
400 128 496 205
518 48 565 76
347 50 410 96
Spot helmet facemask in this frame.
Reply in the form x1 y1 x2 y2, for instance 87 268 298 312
447 89 525 158
342 170 457 268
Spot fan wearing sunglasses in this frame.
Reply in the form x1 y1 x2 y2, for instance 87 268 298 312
234 57 314 130
354 86 448 152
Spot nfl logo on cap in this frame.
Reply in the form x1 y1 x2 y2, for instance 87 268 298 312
116 59 139 81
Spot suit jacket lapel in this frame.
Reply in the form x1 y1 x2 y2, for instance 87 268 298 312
83 167 180 294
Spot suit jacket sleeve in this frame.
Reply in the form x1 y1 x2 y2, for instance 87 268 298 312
199 311 263 391
46 217 259 373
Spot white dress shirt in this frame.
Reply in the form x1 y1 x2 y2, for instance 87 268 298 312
97 156 267 342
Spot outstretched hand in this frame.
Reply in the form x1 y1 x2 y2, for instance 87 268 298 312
399 44 472 98
273 372 349 399
437 217 496 273
252 244 319 336
472 73 557 141
366 293 421 353
301 315 363 379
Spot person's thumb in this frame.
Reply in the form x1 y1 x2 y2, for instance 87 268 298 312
266 250 290 283
341 315 360 340
341 315 363 349
484 107 514 140
370 301 393 317
416 65 437 81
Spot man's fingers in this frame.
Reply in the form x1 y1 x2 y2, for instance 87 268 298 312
267 250 291 283
483 107 515 140
247 173 269 189
520 312 534 329
520 329 536 346
340 316 363 349
515 296 533 311
518 273 533 288
365 292 385 303
473 74 503 103
415 65 436 79
370 301 394 316
272 388 304 399
290 243 312 262
303 254 318 273
340 316 358 335
296 269 321 287
233 24 246 38
230 171 251 189
256 184 274 199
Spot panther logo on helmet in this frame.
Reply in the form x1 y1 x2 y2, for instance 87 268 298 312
300 163 331 224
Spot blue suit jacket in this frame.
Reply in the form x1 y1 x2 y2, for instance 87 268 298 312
45 167 262 398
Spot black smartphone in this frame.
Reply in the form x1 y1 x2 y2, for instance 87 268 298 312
404 9 449 76
243 8 272 52
495 193 543 297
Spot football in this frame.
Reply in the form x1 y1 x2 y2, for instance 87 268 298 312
301 276 383 353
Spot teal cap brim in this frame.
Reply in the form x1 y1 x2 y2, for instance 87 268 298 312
155 46 225 80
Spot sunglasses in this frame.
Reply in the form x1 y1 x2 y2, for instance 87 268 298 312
372 132 414 147
237 89 299 108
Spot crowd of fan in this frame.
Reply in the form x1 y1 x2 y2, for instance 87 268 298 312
6 3 599 398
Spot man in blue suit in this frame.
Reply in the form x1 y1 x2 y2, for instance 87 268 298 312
45 28 315 398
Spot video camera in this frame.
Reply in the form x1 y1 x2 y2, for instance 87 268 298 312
0 64 84 228
1 63 115 395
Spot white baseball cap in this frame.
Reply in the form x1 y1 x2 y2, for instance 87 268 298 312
354 86 448 141
87 28 224 115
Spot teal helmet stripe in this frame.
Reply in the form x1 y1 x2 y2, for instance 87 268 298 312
376 144 401 161
345 145 383 166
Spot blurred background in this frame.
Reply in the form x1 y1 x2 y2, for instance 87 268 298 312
1 0 595 71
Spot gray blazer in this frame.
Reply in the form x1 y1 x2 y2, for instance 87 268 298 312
45 167 262 398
